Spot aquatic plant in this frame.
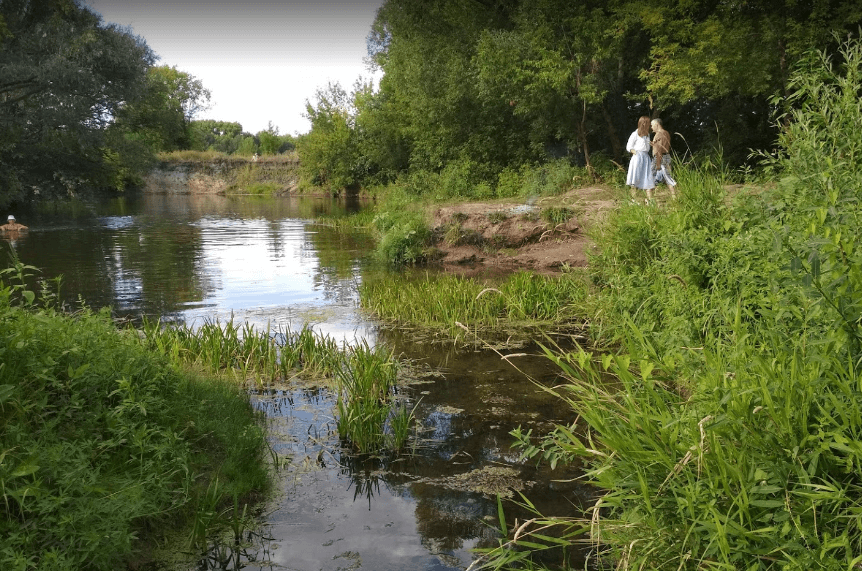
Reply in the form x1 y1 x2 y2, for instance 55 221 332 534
333 340 415 454
141 317 342 384
359 270 588 337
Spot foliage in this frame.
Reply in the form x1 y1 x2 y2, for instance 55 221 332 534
375 214 432 265
296 82 362 191
115 65 211 153
296 0 860 196
0 0 154 204
478 37 862 570
334 341 415 454
0 264 268 571
257 121 295 156
189 120 245 154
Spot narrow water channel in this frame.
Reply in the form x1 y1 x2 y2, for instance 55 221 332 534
4 193 591 570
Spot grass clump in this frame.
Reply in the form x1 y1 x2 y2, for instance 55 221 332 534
476 37 862 570
334 341 416 454
141 317 343 384
539 206 575 226
360 270 588 338
0 264 269 571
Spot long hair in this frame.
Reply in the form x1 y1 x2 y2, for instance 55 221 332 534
637 116 651 137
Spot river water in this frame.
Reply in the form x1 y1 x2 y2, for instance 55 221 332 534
4 193 591 570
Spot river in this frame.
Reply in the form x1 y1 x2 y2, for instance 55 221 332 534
3 193 591 570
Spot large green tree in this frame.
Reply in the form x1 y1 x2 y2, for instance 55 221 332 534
115 65 211 152
297 82 360 190
0 0 155 205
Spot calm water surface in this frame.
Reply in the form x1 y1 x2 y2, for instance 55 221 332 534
4 193 590 570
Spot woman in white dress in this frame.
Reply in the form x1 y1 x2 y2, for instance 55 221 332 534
626 115 655 203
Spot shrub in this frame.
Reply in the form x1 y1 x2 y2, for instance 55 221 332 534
0 267 269 570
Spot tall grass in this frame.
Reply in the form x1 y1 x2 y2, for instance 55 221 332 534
476 37 862 570
0 265 269 571
333 341 413 454
142 318 416 455
360 270 589 337
141 317 342 384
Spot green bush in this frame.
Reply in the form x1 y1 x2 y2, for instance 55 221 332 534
376 216 431 265
0 266 268 571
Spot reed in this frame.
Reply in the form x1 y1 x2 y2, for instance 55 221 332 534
141 317 342 384
333 340 411 454
359 270 588 336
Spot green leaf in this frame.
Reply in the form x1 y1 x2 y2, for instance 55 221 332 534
496 494 507 535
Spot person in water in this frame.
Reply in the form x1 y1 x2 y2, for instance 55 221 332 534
0 215 28 233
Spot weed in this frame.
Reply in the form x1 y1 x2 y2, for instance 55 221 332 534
486 210 510 224
540 206 575 225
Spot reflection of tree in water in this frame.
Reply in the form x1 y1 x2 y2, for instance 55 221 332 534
114 222 212 316
305 224 376 304
338 450 498 562
194 526 278 571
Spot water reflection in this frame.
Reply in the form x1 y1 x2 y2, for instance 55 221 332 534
10 192 377 342
242 332 592 570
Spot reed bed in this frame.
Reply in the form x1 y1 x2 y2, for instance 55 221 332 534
359 270 588 336
140 317 342 384
142 318 416 455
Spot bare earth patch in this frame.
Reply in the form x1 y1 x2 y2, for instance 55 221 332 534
429 186 616 274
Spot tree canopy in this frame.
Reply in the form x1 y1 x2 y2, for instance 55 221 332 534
0 0 156 205
300 0 861 191
115 65 211 153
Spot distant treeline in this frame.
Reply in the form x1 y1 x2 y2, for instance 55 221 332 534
188 120 296 157
296 0 861 192
0 0 294 209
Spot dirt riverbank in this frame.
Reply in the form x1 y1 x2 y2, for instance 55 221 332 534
427 186 617 274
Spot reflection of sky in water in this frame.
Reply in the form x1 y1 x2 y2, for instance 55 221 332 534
108 246 143 312
253 389 479 571
99 215 135 230
180 217 374 344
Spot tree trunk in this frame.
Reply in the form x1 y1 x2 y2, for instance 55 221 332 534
601 103 623 164
580 101 596 181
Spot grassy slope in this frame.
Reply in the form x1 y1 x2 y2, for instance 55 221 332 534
0 275 269 571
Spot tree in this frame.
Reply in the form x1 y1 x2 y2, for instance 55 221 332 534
0 0 155 205
257 121 282 156
189 120 244 153
297 82 362 190
116 65 211 152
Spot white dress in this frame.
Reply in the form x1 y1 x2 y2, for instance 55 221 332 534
625 131 655 190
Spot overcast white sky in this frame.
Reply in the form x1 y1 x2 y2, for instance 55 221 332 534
85 0 384 135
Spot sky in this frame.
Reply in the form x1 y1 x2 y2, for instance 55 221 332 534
85 0 384 136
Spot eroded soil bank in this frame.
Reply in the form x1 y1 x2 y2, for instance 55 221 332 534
143 157 300 195
427 186 616 274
